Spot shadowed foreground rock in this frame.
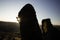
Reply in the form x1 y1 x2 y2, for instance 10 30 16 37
18 4 42 40
42 18 60 40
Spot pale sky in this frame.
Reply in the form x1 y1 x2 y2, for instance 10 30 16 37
0 0 60 25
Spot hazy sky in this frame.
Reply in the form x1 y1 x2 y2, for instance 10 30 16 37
0 0 60 25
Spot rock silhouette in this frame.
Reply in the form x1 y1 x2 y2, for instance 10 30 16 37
42 18 60 40
18 4 42 40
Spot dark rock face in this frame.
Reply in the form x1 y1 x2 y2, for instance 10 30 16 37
18 4 42 40
42 18 60 40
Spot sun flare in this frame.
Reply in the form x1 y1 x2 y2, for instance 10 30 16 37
0 17 19 23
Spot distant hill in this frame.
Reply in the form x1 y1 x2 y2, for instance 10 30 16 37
0 21 60 32
54 25 60 30
40 25 60 30
0 21 20 32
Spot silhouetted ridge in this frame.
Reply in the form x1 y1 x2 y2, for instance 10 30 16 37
0 21 19 32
